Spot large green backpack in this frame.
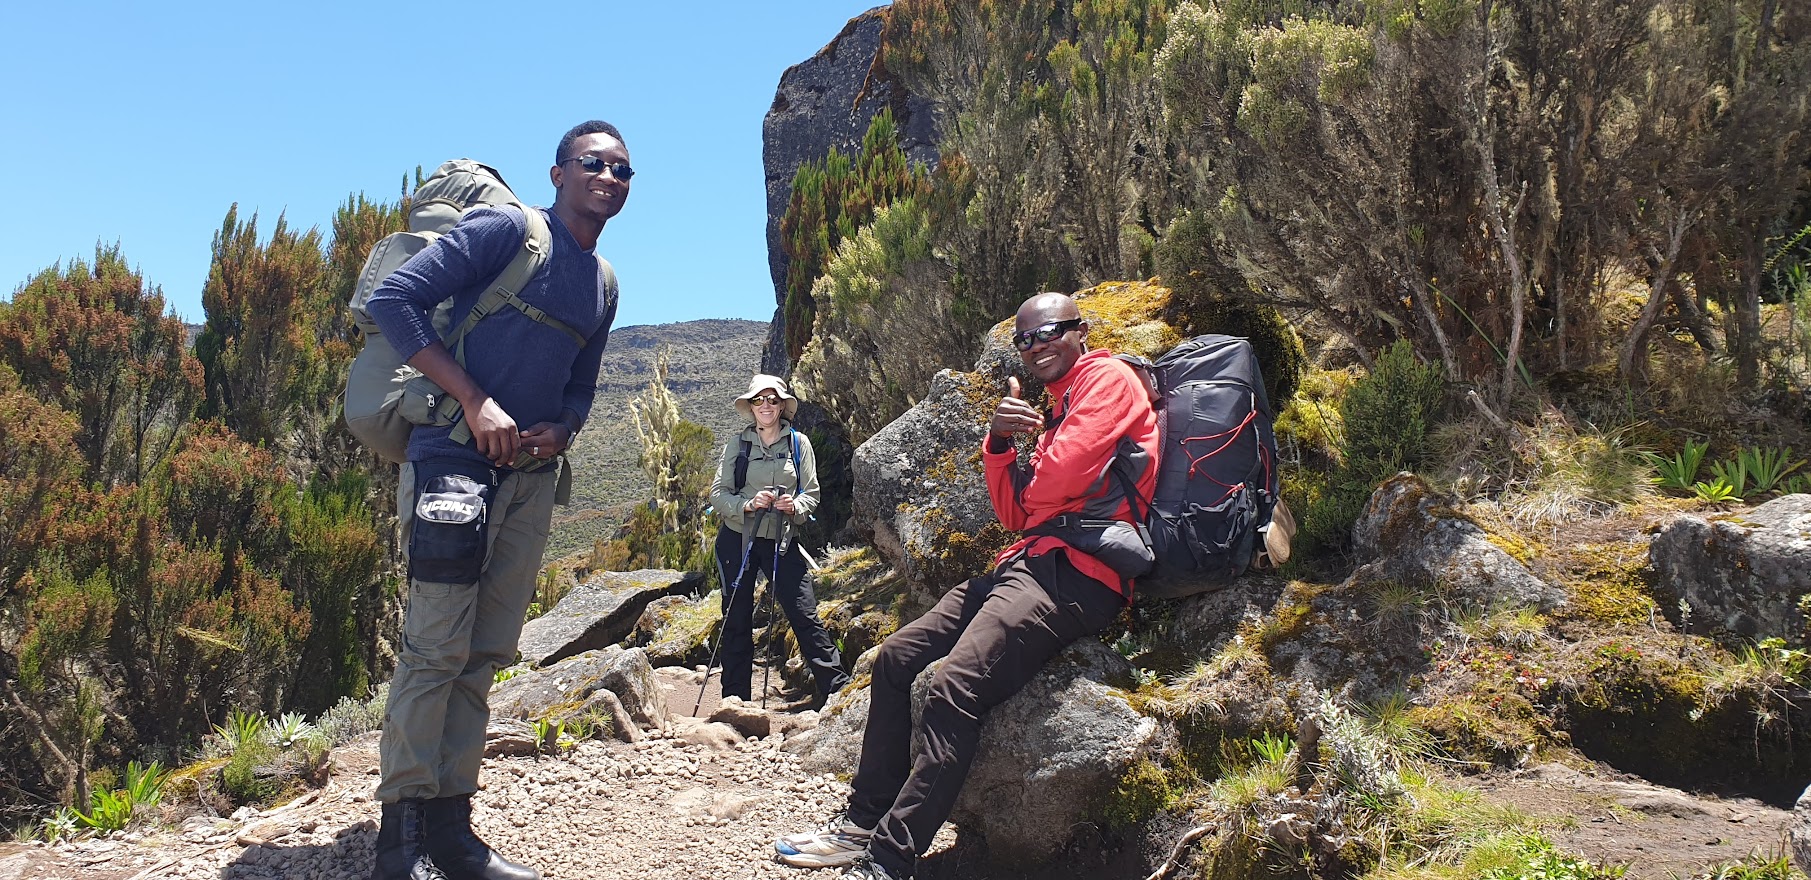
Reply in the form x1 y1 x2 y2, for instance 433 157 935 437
343 159 605 464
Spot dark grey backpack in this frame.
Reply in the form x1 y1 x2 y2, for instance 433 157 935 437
1124 335 1280 598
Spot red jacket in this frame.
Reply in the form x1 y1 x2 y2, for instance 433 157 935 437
983 349 1160 598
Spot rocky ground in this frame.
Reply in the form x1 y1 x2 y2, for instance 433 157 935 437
0 714 1795 880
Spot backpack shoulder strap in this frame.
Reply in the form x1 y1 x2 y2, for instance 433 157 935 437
443 207 585 361
732 434 754 493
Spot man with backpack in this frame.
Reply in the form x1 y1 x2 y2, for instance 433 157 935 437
363 120 629 880
774 292 1160 880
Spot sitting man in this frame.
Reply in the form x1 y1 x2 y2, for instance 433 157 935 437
774 292 1160 880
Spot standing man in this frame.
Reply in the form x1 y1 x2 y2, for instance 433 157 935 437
364 120 630 880
774 292 1160 880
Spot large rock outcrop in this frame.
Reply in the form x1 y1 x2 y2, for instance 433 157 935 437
761 6 937 375
787 640 1163 867
1651 494 1811 644
515 569 703 666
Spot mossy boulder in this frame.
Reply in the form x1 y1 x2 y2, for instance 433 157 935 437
490 646 667 739
1353 473 1565 611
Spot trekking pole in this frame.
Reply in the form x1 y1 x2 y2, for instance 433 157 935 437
759 515 791 711
693 508 769 716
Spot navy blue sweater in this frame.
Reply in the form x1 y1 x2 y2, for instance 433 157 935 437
366 205 617 466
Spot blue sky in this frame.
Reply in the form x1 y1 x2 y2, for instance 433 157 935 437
0 0 890 327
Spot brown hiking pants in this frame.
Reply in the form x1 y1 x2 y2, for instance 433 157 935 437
845 549 1125 877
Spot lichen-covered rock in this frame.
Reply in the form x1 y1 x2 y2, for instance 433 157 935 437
1352 473 1564 611
633 593 719 667
490 647 668 737
760 6 937 375
1651 494 1811 645
787 639 1163 868
854 368 1008 609
517 569 704 666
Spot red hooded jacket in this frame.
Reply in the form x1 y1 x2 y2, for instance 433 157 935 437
982 349 1160 598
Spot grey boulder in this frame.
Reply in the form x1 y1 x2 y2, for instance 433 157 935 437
1353 473 1565 611
516 569 703 666
788 639 1163 867
490 646 668 740
1652 494 1811 645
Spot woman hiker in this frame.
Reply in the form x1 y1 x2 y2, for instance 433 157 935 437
707 374 852 708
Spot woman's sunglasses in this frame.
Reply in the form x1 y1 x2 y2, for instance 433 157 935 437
1012 318 1083 351
560 155 635 181
751 394 784 406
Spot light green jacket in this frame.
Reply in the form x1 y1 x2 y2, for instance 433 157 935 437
709 424 819 540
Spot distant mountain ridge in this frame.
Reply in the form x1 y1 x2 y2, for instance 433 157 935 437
549 317 769 559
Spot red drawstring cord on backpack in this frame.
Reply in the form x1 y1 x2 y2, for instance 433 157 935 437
1177 398 1260 507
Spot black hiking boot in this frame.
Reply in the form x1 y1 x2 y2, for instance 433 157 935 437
424 794 541 880
372 799 445 880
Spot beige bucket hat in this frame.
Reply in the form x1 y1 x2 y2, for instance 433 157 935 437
734 374 799 420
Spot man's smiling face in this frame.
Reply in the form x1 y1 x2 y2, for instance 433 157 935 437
552 132 631 226
1015 296 1087 384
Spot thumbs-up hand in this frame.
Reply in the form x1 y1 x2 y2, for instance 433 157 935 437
989 375 1042 438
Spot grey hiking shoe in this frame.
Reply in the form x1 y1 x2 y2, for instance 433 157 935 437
839 857 898 880
774 811 874 868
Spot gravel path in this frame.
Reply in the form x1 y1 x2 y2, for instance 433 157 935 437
1 727 927 880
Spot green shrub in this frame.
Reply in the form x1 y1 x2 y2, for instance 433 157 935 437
316 684 386 745
220 739 279 805
1297 342 1446 553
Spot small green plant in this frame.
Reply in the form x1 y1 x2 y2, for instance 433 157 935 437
1478 835 1625 879
1737 447 1804 495
1252 732 1294 765
122 760 169 813
41 807 80 843
1692 478 1741 503
74 788 133 833
1645 439 1709 492
216 708 268 752
532 717 564 755
493 665 527 685
271 712 319 749
1693 852 1805 879
1785 473 1811 496
1709 457 1751 500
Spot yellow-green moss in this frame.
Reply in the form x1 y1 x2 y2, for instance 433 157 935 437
1483 530 1538 566
1554 542 1656 625
1098 757 1185 830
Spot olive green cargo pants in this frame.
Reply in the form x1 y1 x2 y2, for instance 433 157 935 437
376 458 557 803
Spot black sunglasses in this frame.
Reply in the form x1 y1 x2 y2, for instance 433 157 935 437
750 394 784 406
1012 318 1083 351
560 155 635 181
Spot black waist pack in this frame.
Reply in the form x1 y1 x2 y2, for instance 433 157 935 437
1026 513 1155 579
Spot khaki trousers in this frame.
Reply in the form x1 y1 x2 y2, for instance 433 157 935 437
377 459 557 803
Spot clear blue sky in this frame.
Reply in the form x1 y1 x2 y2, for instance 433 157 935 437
0 0 889 327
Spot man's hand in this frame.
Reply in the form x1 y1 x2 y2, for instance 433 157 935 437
519 421 576 460
466 397 520 467
989 377 1041 438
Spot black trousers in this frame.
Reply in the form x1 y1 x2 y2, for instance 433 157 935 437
845 550 1125 878
713 523 850 701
